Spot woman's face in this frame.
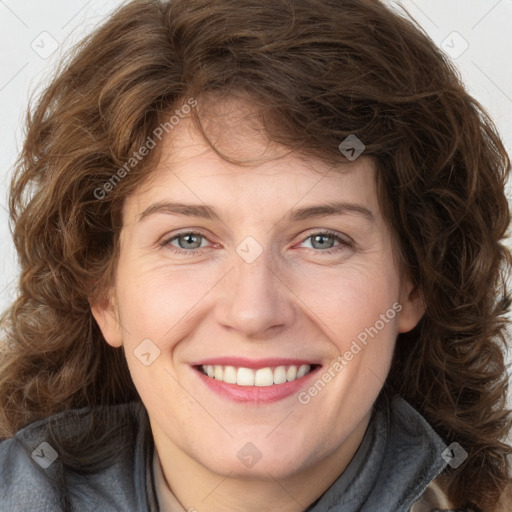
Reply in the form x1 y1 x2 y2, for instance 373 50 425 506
92 105 423 481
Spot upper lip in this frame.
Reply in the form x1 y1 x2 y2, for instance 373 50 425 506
191 357 321 370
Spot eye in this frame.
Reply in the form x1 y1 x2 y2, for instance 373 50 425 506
298 231 351 253
161 231 213 255
159 229 351 257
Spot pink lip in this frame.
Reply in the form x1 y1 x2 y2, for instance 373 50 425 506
190 357 318 369
191 361 321 404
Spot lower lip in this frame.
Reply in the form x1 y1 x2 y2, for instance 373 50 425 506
193 366 321 404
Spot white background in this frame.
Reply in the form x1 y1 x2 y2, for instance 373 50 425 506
1 1 511 409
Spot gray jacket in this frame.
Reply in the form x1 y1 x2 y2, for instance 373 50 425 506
0 393 468 511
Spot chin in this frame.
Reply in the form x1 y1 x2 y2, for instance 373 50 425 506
197 446 312 481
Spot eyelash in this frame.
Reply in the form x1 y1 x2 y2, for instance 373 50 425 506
159 230 352 256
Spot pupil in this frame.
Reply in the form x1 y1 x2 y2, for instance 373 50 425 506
180 233 201 249
313 234 333 249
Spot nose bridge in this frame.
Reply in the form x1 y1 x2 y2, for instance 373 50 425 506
215 238 294 336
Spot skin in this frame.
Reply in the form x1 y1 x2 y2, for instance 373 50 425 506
92 100 424 512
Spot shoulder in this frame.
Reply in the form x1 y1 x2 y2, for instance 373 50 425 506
410 479 454 511
410 470 482 512
375 393 473 512
0 401 152 512
412 479 512 512
0 434 64 511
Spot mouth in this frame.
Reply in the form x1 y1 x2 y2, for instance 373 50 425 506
194 363 319 386
191 359 322 403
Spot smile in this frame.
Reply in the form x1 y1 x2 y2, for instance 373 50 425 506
198 364 314 386
191 357 321 403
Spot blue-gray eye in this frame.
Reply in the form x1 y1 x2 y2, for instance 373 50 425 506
309 233 337 250
172 232 204 250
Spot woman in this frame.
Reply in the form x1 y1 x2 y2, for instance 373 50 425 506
0 0 510 510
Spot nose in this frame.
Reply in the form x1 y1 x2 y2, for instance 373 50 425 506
214 246 295 338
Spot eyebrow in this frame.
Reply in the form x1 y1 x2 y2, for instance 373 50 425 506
138 200 375 223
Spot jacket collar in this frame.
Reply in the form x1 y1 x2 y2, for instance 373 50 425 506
303 393 450 511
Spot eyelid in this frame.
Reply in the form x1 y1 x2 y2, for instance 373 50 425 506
294 229 353 250
159 229 216 249
299 228 352 243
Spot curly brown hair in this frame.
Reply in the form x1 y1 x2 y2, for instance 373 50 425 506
1 0 511 510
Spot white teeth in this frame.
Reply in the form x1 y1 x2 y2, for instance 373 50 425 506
223 366 237 384
237 367 255 386
273 366 287 384
200 364 313 386
254 368 274 386
297 364 310 378
286 366 297 382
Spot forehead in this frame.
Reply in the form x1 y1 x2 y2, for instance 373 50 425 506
124 101 379 222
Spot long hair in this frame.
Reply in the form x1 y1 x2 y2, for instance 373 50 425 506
1 0 510 509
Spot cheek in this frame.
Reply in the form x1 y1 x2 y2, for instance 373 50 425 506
115 262 216 343
294 263 400 345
